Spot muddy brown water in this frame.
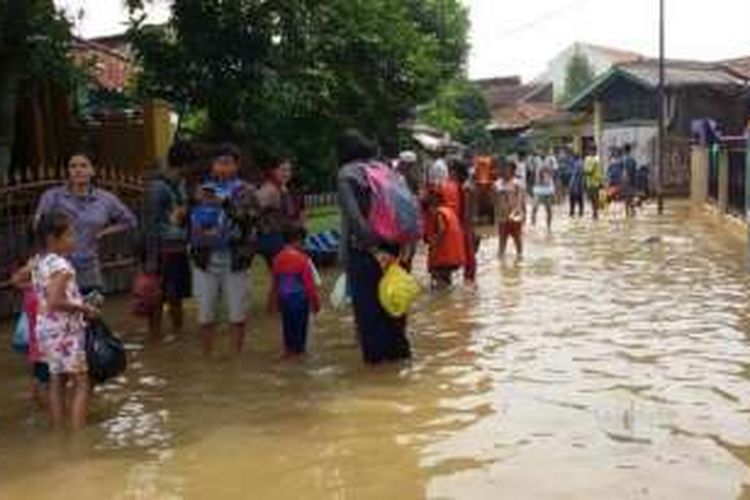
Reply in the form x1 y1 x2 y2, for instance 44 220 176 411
2 202 750 499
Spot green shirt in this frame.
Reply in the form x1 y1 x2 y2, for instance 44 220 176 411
584 155 603 188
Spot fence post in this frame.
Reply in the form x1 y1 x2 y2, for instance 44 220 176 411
690 145 708 205
718 145 729 214
746 124 750 270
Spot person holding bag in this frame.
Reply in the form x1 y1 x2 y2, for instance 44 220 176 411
337 130 420 365
140 141 197 338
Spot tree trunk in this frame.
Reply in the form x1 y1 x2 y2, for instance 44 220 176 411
0 57 22 180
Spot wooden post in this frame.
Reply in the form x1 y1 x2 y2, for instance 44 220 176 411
143 99 173 172
690 145 708 205
593 98 604 162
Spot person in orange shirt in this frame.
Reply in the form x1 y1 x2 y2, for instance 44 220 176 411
445 158 478 285
424 190 466 289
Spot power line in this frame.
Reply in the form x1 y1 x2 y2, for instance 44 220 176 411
491 0 590 40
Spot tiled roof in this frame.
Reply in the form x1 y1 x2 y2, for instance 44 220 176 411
584 43 644 64
723 57 750 79
71 38 134 91
490 102 560 131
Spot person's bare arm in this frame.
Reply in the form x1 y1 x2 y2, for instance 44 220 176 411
11 262 32 290
47 271 98 318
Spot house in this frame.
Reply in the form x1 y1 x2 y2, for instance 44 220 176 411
566 59 750 195
538 42 644 101
71 37 134 92
475 43 645 146
475 76 558 138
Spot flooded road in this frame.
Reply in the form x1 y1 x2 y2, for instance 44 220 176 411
3 202 750 499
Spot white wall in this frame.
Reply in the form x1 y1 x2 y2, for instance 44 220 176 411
601 124 657 168
536 43 626 101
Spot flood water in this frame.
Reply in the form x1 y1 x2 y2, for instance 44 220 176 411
3 201 750 499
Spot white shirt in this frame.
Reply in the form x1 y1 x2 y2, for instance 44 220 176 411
515 161 527 188
429 158 449 185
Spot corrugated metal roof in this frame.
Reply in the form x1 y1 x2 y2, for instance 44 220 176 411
620 60 748 88
566 59 750 111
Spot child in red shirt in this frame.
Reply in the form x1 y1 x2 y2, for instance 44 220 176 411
272 223 321 358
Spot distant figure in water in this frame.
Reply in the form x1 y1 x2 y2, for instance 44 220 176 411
495 161 525 258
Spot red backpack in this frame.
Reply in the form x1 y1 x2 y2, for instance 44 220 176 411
363 162 422 245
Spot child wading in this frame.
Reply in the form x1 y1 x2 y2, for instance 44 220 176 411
11 259 47 414
272 224 321 359
425 191 466 288
495 162 525 258
32 212 99 429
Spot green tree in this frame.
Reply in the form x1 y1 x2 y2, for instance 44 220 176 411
418 78 491 148
0 0 76 176
127 0 469 189
561 51 595 104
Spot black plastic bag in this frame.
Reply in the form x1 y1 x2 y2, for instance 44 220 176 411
85 319 127 384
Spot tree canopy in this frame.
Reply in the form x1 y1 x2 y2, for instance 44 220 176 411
418 78 491 149
0 0 77 176
127 0 469 189
561 51 595 105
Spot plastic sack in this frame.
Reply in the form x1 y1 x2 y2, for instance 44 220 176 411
131 272 162 317
310 260 322 288
378 264 420 318
11 312 30 354
330 273 351 309
85 319 127 384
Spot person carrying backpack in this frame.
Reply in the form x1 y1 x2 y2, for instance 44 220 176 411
337 130 420 365
141 141 197 338
190 144 258 357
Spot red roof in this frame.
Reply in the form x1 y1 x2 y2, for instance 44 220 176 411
71 38 134 91
490 102 560 131
585 43 645 65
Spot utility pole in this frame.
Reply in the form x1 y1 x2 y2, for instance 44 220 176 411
657 0 666 214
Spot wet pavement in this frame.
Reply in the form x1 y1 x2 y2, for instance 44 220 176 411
2 201 750 499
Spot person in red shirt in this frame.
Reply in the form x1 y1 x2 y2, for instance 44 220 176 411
272 223 321 359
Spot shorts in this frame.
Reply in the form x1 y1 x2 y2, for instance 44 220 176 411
161 251 192 301
32 362 50 386
193 266 249 324
534 193 555 207
499 220 522 239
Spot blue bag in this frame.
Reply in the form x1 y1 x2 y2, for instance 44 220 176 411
12 312 30 354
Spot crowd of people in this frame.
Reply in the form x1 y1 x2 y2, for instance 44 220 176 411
8 127 652 430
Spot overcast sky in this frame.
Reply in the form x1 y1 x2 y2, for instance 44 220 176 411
58 0 750 82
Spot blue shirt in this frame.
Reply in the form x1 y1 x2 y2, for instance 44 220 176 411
608 160 625 187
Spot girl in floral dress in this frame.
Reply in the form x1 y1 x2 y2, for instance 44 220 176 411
32 212 99 430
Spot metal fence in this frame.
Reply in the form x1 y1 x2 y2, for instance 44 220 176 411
0 171 340 319
727 143 747 216
708 146 720 202
303 192 337 209
0 165 143 318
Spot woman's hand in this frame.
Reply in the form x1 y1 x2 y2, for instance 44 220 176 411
81 304 100 320
170 206 188 225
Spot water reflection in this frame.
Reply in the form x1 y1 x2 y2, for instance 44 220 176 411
2 202 750 499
